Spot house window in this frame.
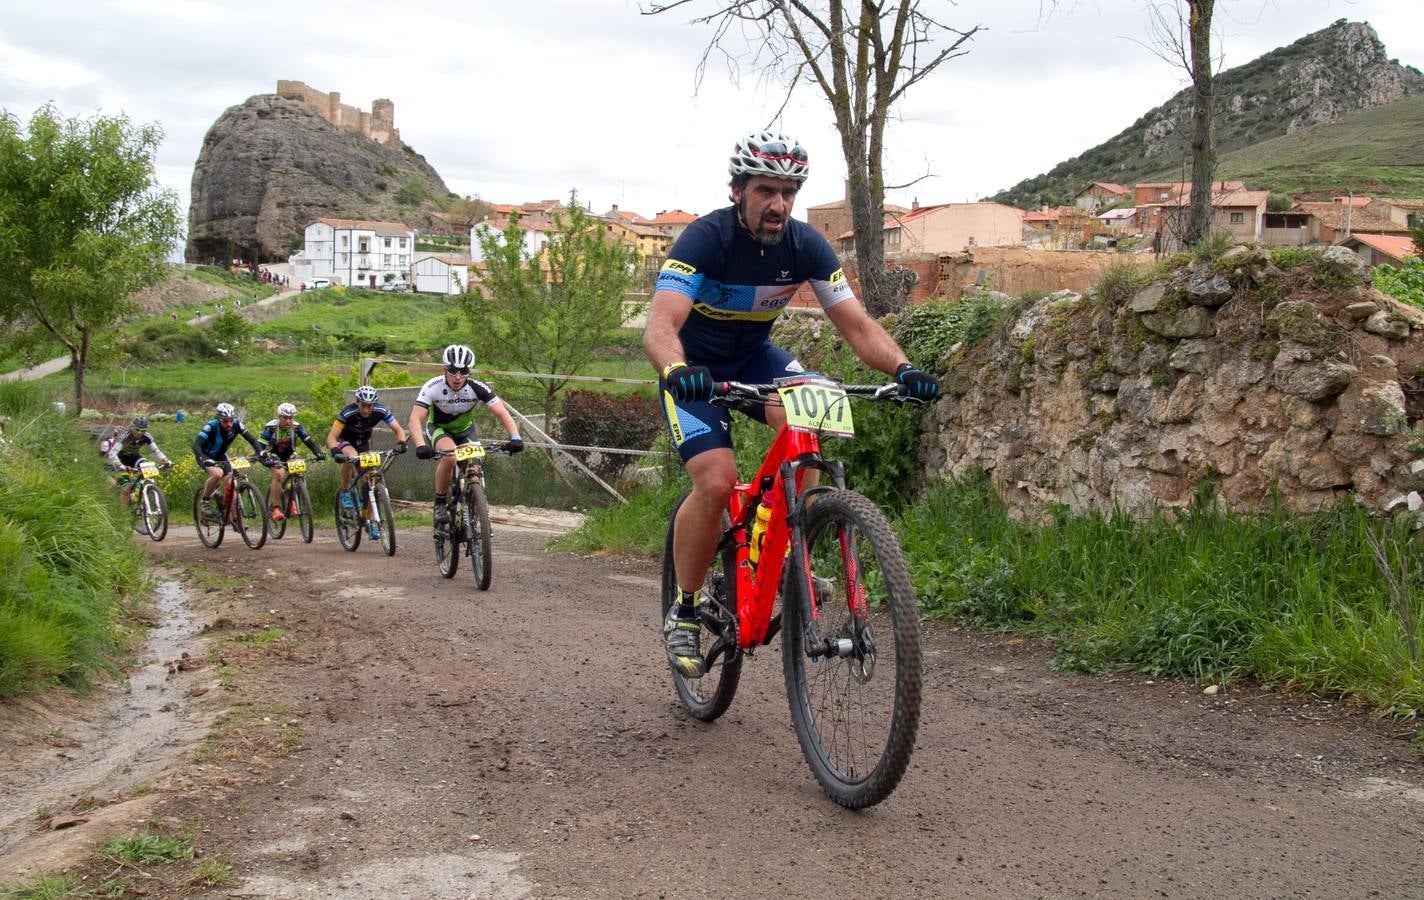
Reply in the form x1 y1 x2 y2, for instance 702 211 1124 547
399 238 407 248
341 236 348 247
358 239 370 253
384 238 391 248
1230 212 1244 224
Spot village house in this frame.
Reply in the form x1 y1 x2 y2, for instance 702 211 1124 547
1365 198 1424 230
839 201 1024 256
1157 189 1269 252
1289 199 1411 244
1095 207 1141 232
1339 233 1419 267
297 218 414 288
1134 180 1247 235
1073 181 1131 211
411 252 470 295
648 209 698 242
808 182 907 246
469 216 556 261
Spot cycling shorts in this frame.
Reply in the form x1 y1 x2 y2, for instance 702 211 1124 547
335 438 372 455
427 423 478 447
194 453 233 476
660 341 804 462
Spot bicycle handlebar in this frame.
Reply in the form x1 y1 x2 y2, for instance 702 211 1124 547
712 379 912 407
430 440 518 459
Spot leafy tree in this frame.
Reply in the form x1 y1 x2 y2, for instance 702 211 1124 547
0 106 180 411
461 191 639 422
209 309 252 361
643 0 981 316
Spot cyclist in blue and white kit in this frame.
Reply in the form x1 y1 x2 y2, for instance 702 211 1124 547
325 386 409 524
644 131 939 677
193 402 264 513
411 344 524 529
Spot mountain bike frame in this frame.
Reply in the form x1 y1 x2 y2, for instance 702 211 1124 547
704 380 897 664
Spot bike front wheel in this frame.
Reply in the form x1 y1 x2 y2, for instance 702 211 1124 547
334 489 361 551
233 481 268 550
435 496 458 578
141 482 168 542
296 480 314 543
465 483 492 591
192 490 224 549
782 488 921 809
375 483 396 557
661 490 742 722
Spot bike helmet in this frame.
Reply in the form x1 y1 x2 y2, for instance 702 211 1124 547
442 344 475 370
215 402 236 419
355 386 379 404
277 402 298 417
729 131 809 183
130 415 149 430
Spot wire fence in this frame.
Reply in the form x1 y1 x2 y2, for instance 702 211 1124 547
358 359 672 509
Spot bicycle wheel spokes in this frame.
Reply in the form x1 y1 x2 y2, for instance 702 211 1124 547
296 481 314 543
235 481 268 550
785 489 921 808
144 483 168 542
661 491 742 721
192 490 223 549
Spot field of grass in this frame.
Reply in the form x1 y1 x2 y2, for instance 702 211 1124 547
37 352 340 410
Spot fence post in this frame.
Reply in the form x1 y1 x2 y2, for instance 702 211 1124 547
504 402 628 505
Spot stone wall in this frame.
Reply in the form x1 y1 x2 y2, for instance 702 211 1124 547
275 80 400 148
923 246 1424 516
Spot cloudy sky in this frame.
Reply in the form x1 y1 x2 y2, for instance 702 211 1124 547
2 0 1420 231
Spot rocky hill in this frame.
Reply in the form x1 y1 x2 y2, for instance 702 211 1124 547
185 94 452 264
992 20 1424 208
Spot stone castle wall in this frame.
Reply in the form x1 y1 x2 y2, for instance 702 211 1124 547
276 80 401 147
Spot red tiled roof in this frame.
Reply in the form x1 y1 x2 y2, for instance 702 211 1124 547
1331 196 1372 207
1158 189 1269 209
651 209 697 225
1345 233 1418 260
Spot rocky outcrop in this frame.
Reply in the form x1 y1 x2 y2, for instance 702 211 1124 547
185 94 451 264
993 20 1424 208
921 249 1424 516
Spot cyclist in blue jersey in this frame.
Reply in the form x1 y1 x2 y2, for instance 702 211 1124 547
259 402 326 522
325 386 408 514
644 130 939 677
193 402 264 510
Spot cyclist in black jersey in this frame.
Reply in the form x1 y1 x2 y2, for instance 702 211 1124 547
194 402 264 507
410 344 523 528
259 402 325 521
644 131 939 678
324 385 409 510
108 416 172 508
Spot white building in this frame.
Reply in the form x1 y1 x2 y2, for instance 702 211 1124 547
299 218 415 288
413 253 470 295
469 218 555 262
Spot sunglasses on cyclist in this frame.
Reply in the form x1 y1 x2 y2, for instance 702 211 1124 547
446 366 470 376
749 141 807 163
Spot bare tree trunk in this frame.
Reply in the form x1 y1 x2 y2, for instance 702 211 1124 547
1185 0 1217 247
72 328 90 414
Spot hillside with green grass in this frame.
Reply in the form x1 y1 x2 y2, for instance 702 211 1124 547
992 20 1424 208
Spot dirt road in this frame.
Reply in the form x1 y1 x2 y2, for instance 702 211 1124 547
3 520 1422 898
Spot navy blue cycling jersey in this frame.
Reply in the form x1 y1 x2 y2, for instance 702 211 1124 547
193 418 259 460
654 206 854 363
332 403 396 445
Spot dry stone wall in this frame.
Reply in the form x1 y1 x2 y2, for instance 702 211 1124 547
923 246 1424 516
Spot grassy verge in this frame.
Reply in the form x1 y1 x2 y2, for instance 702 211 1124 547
554 468 1424 717
0 383 146 697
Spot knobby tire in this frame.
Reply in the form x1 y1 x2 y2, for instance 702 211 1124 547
143 482 168 542
781 488 921 809
335 487 362 552
376 483 396 557
661 489 742 722
234 481 268 550
192 489 224 549
296 481 314 543
466 482 492 591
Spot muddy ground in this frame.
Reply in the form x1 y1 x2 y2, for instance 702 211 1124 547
2 518 1422 899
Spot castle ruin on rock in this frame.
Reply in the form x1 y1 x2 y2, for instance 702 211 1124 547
275 80 401 148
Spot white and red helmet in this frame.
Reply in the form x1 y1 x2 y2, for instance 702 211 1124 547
729 132 809 184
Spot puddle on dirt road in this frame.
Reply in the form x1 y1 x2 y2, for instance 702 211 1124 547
0 577 212 869
239 851 533 899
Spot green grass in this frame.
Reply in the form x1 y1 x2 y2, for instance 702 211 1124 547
186 857 234 889
39 352 340 409
550 471 689 556
253 289 458 354
98 830 193 865
0 872 79 899
0 383 146 697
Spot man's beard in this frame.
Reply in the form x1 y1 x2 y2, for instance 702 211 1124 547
738 199 786 248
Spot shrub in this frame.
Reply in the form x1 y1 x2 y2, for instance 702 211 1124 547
1269 246 1318 270
1090 260 1144 308
1374 257 1424 308
558 390 664 476
1190 230 1235 263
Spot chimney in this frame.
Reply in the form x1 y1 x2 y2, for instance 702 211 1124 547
611 204 619 213
911 198 919 211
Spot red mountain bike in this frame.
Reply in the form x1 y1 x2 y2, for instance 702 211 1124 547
660 375 923 808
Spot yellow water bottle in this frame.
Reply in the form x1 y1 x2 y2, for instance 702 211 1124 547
748 499 773 566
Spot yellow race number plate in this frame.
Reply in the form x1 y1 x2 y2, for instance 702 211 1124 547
454 443 485 461
358 452 382 469
138 462 159 479
230 457 251 471
286 458 307 474
777 377 854 437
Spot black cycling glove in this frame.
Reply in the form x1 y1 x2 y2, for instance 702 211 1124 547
895 363 939 401
415 444 435 460
394 441 408 454
664 363 714 404
506 436 524 454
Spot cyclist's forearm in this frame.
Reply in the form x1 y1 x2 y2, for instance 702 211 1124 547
492 403 519 438
829 303 909 374
644 293 691 374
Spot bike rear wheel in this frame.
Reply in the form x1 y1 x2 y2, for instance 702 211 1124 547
782 488 921 808
142 482 168 542
296 480 314 543
334 488 362 551
192 490 224 549
375 483 396 557
465 483 492 591
661 489 742 722
435 494 458 578
270 481 289 540
233 481 268 550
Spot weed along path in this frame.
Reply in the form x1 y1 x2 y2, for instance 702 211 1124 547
3 521 1423 897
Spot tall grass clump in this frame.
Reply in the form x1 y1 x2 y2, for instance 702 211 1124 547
0 383 144 697
899 473 1424 714
1089 260 1144 308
